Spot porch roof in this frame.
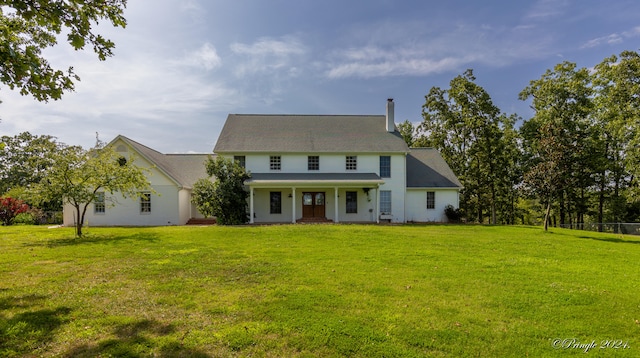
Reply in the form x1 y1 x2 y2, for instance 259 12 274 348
246 172 384 187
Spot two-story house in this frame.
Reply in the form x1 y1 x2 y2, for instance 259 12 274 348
213 99 462 224
63 99 462 227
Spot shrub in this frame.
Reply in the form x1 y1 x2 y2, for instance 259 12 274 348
0 197 30 226
13 212 35 225
444 204 462 223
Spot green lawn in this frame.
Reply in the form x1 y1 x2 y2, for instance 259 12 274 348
1 224 639 357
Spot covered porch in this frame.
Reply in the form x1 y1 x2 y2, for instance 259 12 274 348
246 173 384 224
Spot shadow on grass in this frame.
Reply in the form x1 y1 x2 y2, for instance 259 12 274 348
23 231 160 248
63 319 211 357
578 235 640 245
0 294 71 357
550 228 640 245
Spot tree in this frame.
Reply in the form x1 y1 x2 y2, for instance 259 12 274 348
192 156 250 225
0 132 60 193
0 0 127 101
519 61 594 230
419 69 520 223
397 120 416 147
0 196 28 225
33 143 150 236
191 178 217 219
592 51 640 226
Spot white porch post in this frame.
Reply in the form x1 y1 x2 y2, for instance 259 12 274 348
334 187 339 223
250 187 255 224
376 185 380 223
291 187 296 223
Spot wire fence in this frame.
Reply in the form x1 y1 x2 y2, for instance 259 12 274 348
559 223 640 236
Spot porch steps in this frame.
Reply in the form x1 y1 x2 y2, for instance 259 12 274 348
296 217 334 224
186 218 217 225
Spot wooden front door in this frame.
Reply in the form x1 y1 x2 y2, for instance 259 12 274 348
302 192 325 218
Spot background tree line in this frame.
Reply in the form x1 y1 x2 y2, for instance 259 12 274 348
403 50 640 229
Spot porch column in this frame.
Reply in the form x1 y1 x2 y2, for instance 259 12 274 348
375 185 380 223
334 187 339 223
250 187 255 224
291 187 296 224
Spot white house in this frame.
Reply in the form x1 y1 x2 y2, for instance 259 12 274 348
214 99 462 224
62 135 211 227
63 99 462 226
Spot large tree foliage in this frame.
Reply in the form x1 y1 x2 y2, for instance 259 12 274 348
519 62 594 230
592 51 640 224
419 69 520 223
0 0 127 101
33 143 150 236
192 156 250 225
0 132 60 192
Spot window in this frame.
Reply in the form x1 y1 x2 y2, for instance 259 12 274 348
94 192 105 214
346 156 357 171
308 156 319 171
426 191 435 209
380 191 392 214
270 156 281 170
270 192 282 214
140 192 151 213
380 156 391 178
346 191 357 213
234 155 246 168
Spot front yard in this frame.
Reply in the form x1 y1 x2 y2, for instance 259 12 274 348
1 224 639 356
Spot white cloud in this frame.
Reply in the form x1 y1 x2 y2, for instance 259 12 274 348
524 0 570 20
179 42 222 70
322 18 554 80
582 26 640 49
230 36 306 77
326 48 473 79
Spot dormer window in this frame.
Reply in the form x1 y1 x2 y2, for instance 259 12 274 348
346 156 357 171
270 155 281 171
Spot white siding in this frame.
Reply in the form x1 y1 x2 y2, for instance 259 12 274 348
62 138 182 227
405 189 460 222
236 153 407 222
63 185 181 227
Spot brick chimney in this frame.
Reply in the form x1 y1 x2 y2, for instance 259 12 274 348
386 98 395 132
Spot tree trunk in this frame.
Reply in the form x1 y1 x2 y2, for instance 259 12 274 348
544 200 551 231
490 185 497 225
75 205 83 237
559 192 566 227
598 173 605 232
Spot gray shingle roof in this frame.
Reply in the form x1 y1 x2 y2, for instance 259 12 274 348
214 114 410 153
406 148 463 188
113 135 211 189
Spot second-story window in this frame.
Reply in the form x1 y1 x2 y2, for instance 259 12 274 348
380 156 391 178
346 155 357 171
234 155 246 168
270 155 281 170
308 156 319 170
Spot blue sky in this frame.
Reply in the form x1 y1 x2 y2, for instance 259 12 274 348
2 0 640 153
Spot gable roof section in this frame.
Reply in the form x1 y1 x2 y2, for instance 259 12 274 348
214 114 410 153
406 148 463 189
111 135 210 189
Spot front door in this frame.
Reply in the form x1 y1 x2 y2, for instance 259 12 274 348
302 192 325 218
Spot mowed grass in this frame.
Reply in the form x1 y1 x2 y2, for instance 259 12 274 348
1 224 639 357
